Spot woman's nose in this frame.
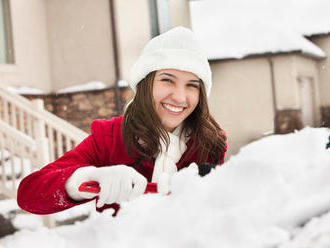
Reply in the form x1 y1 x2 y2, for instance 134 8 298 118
171 85 186 104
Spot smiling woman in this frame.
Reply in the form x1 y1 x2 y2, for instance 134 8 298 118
17 27 227 216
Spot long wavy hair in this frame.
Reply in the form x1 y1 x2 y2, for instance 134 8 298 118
122 71 227 164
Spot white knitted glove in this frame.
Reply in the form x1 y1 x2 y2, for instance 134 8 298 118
65 165 147 208
187 162 199 174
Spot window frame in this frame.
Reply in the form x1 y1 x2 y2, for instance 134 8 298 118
148 0 171 38
0 0 14 64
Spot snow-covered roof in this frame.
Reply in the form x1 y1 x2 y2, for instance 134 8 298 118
190 0 330 60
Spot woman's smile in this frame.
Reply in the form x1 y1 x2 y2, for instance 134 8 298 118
161 103 186 114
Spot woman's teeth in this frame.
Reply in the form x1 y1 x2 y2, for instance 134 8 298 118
163 103 184 113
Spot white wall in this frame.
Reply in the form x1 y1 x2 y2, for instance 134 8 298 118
46 0 115 91
209 57 275 157
115 0 152 82
168 0 191 28
272 54 321 125
209 54 320 158
0 0 51 92
311 35 330 106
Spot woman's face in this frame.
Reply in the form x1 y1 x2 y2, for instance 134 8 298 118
152 69 201 132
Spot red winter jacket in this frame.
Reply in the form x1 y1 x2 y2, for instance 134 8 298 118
17 115 225 215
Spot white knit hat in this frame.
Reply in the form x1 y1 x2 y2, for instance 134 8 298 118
129 26 212 97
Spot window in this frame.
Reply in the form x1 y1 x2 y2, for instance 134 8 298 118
148 0 171 37
0 0 14 64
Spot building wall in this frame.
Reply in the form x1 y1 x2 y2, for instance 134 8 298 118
209 53 322 157
310 35 330 127
310 35 330 106
0 0 52 92
115 0 152 82
168 0 191 28
46 0 115 92
271 55 298 109
272 54 321 126
292 54 321 126
209 57 275 157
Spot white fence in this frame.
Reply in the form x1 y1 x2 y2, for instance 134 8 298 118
0 85 88 227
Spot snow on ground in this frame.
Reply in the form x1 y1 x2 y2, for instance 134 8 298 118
0 127 330 248
0 198 95 231
190 0 330 59
280 211 330 248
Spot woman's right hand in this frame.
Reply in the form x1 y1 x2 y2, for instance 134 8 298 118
65 165 147 208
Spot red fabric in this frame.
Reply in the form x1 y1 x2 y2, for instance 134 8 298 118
17 115 226 215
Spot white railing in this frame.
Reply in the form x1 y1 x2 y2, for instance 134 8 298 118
0 85 89 227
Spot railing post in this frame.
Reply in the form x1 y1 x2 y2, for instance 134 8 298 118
42 214 56 228
31 99 55 228
31 99 50 166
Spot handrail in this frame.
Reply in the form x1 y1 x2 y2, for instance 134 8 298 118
0 86 88 138
0 84 90 228
0 120 36 149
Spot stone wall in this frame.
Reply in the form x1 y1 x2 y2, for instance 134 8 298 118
23 87 134 133
275 109 303 134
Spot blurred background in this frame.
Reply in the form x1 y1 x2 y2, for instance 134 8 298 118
1 0 330 158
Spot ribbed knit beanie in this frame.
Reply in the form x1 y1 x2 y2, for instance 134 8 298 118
129 26 212 97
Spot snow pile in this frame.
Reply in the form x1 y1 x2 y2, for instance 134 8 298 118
118 80 129 87
56 81 106 94
280 211 330 248
1 127 330 248
6 86 44 95
190 0 330 59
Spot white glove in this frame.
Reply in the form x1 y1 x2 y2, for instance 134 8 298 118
65 165 147 208
186 162 199 174
157 162 199 195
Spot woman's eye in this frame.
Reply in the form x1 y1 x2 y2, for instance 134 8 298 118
188 83 200 89
161 78 173 83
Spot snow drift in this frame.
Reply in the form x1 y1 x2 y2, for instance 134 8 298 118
1 127 330 248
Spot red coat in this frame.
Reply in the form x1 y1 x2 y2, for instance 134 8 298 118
17 115 225 215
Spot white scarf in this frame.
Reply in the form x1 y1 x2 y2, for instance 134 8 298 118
151 125 188 194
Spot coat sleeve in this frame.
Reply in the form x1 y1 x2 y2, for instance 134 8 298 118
17 119 111 215
219 130 227 164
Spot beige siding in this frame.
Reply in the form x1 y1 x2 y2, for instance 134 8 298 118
168 0 191 28
271 55 298 109
0 0 51 92
46 0 115 91
209 58 275 157
311 35 330 106
209 54 321 157
115 0 151 82
272 54 321 125
292 55 321 125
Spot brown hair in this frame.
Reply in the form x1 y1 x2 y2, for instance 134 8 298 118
122 71 227 164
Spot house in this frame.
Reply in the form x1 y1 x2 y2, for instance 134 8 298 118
1 0 330 158
190 0 330 156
